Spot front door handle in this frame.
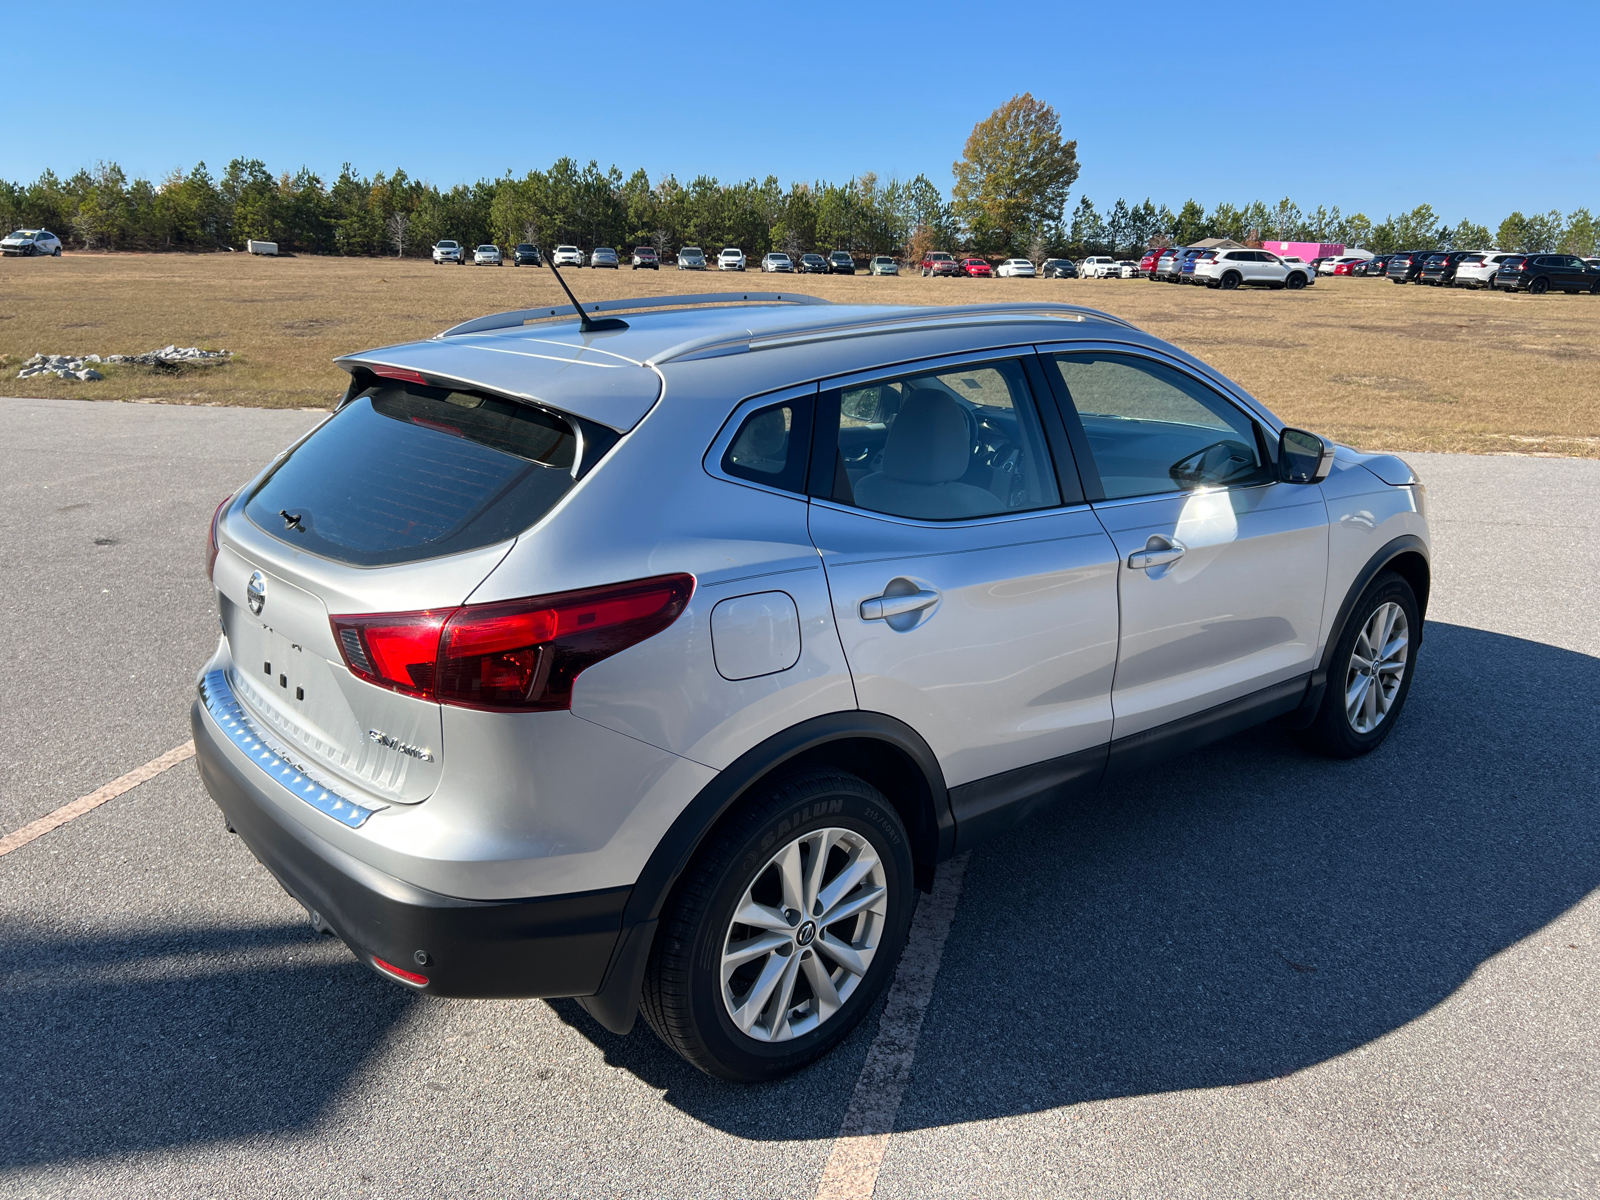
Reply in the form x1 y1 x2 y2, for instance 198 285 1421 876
860 589 940 621
1128 536 1186 570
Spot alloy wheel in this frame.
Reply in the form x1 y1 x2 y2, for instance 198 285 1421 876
1345 601 1409 734
720 826 888 1043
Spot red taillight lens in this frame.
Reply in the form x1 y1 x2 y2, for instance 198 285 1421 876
206 494 232 581
436 573 695 711
328 573 694 712
371 365 430 386
372 957 428 986
330 610 453 698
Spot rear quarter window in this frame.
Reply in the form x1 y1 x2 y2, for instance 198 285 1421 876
245 382 611 566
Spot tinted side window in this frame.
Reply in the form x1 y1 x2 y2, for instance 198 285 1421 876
1051 353 1272 499
824 360 1060 521
721 398 813 494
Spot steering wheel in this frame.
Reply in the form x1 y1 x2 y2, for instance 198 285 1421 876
1169 440 1257 489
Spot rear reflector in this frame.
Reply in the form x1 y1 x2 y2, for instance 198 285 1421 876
373 957 429 986
330 573 695 711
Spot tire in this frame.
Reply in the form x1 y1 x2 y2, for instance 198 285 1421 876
1530 277 1549 295
1220 272 1241 290
52 246 61 257
1298 570 1420 759
640 768 915 1082
1286 272 1306 290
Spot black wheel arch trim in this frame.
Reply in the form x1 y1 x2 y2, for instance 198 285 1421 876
579 710 952 1035
1286 533 1430 729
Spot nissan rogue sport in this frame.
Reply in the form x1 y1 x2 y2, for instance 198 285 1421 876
195 292 1431 1082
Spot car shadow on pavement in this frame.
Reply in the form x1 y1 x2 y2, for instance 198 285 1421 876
562 621 1600 1136
0 922 415 1169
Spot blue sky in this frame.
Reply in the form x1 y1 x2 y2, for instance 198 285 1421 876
8 0 1596 224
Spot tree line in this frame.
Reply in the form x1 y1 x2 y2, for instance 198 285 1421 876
2 91 1593 261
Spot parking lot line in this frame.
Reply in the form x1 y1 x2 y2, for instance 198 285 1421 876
815 852 969 1200
0 740 195 858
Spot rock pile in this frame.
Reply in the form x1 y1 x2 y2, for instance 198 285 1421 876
16 346 232 381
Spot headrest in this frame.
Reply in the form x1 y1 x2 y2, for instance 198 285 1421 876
881 389 970 485
738 407 789 459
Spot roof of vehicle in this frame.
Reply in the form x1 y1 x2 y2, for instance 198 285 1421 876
337 297 1151 434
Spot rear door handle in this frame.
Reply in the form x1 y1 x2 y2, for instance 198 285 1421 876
1128 537 1186 570
860 589 940 621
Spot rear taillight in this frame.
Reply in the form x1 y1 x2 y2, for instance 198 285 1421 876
330 573 694 712
206 494 232 581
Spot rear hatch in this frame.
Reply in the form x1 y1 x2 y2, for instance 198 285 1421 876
211 375 615 805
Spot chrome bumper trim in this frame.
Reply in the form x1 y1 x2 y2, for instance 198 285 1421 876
199 668 380 829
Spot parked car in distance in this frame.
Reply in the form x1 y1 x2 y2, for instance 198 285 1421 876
474 245 503 267
2 228 63 257
552 245 585 268
1317 256 1362 276
432 240 466 265
1192 248 1311 290
197 292 1430 1085
1453 252 1514 289
1385 252 1431 283
1494 254 1600 294
761 252 794 273
996 258 1037 278
1418 251 1472 286
588 247 619 269
800 253 829 274
1157 249 1204 282
960 257 993 278
718 248 746 271
512 244 542 267
921 252 961 277
1079 256 1118 278
631 247 660 270
1116 260 1141 278
1331 260 1361 276
1361 255 1392 276
1138 248 1164 277
826 251 856 275
677 247 707 270
868 256 899 275
1041 258 1078 278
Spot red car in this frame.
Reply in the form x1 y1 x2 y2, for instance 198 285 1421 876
1138 247 1164 278
959 257 993 278
1331 259 1361 276
921 252 961 277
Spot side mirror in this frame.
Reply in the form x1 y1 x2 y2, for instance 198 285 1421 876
1278 428 1335 484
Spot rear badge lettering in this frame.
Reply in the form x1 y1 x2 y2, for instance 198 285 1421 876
367 729 434 762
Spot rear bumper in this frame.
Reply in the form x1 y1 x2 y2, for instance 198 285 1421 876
192 695 627 999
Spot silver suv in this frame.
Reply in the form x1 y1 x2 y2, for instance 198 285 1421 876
195 294 1430 1082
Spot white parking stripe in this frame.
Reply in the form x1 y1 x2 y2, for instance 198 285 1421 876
815 852 969 1200
0 741 195 858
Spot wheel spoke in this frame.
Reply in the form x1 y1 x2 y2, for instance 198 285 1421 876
816 930 869 977
1346 673 1371 722
818 846 879 915
731 951 791 1035
801 952 843 1020
732 900 792 933
802 830 832 916
722 931 789 970
768 953 803 1041
820 883 887 929
775 840 806 915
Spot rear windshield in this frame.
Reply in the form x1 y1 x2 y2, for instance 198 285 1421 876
245 383 590 567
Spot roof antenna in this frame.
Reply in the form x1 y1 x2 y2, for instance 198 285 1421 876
545 255 629 333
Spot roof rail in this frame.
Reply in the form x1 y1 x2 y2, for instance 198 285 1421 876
438 292 832 338
646 302 1133 365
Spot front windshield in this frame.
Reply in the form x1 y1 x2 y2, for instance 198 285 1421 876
438 241 458 248
8 230 37 240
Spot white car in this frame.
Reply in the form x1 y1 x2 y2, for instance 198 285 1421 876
1116 260 1140 278
473 245 502 266
1191 249 1312 290
2 228 63 257
552 245 585 268
996 258 1037 278
761 252 794 273
1317 256 1364 276
1454 252 1518 289
717 248 746 271
1079 256 1119 278
432 240 465 265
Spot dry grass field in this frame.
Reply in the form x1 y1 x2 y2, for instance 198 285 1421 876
2 252 1597 456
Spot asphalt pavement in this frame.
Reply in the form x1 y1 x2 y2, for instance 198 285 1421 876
2 397 1596 1199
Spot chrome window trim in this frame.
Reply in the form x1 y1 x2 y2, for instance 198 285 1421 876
817 345 1043 396
199 668 382 829
702 382 821 501
807 494 1095 532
